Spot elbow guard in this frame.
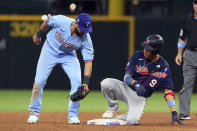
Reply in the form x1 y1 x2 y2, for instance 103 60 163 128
123 74 134 86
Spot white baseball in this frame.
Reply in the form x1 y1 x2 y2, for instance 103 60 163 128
70 3 76 12
41 15 48 21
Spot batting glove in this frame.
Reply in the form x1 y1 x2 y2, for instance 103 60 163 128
171 111 184 125
131 81 146 97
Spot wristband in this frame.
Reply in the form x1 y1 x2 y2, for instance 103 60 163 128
132 81 138 87
177 42 185 48
36 29 44 38
168 100 175 108
83 75 90 85
130 81 139 91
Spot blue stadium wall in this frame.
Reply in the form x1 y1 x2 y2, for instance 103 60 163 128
0 15 194 92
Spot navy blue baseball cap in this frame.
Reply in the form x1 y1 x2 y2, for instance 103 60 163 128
76 13 92 33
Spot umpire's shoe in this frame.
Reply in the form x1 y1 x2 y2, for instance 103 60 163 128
179 114 191 120
68 117 80 124
27 115 39 124
102 110 118 119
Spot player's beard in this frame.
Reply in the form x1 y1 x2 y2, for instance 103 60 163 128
75 28 84 37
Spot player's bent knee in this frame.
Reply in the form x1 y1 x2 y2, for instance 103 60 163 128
101 78 114 89
34 76 47 87
33 84 40 96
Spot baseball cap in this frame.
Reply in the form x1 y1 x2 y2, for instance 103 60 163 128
76 13 92 33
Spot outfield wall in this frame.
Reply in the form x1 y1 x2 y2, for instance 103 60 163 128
0 15 195 92
0 15 133 91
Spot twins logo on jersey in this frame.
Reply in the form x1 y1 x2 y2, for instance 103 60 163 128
150 72 167 78
136 65 167 78
136 65 148 74
55 31 78 50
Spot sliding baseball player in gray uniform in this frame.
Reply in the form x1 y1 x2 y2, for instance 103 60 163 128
101 34 183 125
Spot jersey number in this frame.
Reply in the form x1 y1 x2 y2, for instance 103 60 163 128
149 79 157 87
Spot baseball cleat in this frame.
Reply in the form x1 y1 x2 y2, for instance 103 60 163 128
113 113 127 121
179 114 191 120
27 115 39 124
102 110 118 119
68 117 80 124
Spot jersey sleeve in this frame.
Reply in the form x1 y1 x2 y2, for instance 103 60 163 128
125 52 137 75
48 16 58 28
161 65 173 90
47 15 66 28
179 15 189 41
80 33 94 62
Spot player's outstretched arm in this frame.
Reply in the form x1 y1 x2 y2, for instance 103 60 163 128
164 89 184 125
69 61 92 102
33 20 49 45
124 71 147 96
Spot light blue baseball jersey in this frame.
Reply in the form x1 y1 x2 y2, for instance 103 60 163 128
29 15 94 118
45 15 94 62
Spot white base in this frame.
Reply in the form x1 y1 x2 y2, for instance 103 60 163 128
87 119 127 125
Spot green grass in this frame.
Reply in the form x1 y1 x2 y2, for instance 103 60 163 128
0 90 197 113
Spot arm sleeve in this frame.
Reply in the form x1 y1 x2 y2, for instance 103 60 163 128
161 66 173 90
125 52 136 75
80 34 94 62
47 16 59 28
123 71 134 86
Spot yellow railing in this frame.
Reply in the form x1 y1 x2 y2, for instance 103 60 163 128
0 15 135 58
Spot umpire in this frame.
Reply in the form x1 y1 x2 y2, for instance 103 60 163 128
175 0 197 120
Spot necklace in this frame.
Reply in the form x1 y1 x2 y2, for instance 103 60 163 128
144 55 160 66
144 60 155 66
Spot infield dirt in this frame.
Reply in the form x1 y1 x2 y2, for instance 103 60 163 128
0 112 196 131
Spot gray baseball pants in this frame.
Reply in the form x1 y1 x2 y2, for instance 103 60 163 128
101 78 146 125
179 49 197 116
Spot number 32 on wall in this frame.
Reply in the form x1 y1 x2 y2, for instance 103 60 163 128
10 22 40 38
149 79 157 87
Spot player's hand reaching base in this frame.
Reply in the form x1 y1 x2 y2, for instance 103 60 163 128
171 111 184 125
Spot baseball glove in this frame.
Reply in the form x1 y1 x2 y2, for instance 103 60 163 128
70 86 89 102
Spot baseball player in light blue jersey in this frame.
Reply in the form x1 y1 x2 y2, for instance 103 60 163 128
27 13 94 124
